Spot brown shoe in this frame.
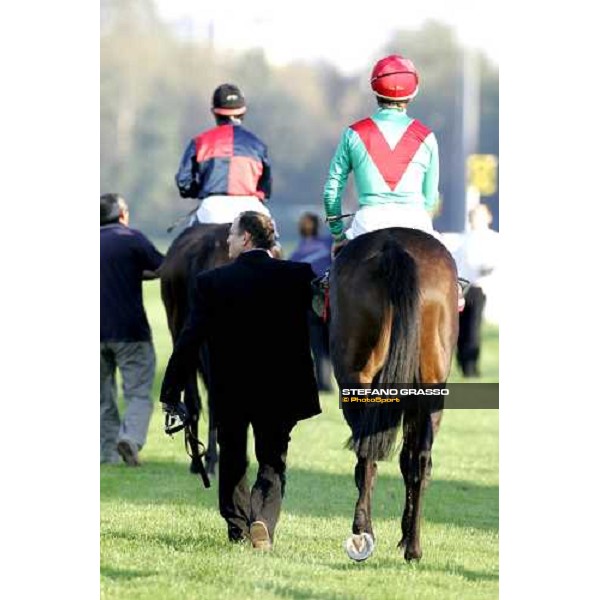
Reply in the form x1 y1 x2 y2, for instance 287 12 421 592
249 521 272 551
117 439 141 467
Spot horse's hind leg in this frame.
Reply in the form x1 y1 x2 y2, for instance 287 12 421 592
353 459 377 537
331 263 392 562
398 407 433 561
344 324 390 561
398 301 452 561
342 329 390 562
347 457 377 554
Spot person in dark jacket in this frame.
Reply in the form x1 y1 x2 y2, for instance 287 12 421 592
175 83 273 226
100 193 164 466
161 211 321 550
289 213 333 391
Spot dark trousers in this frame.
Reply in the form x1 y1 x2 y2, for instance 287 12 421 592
308 312 332 391
457 286 487 377
217 410 294 542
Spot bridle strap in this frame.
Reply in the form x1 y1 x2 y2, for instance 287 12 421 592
184 426 211 489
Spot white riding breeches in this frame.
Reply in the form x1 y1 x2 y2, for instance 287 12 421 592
192 195 273 225
345 203 440 241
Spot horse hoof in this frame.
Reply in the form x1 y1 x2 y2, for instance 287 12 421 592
404 547 422 562
344 532 375 562
398 538 422 562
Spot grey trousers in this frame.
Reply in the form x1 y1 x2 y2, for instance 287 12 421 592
100 341 156 463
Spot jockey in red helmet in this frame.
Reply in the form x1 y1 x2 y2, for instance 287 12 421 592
370 54 420 101
323 55 467 309
175 84 274 227
324 55 438 248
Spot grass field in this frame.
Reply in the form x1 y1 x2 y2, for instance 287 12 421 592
101 280 499 600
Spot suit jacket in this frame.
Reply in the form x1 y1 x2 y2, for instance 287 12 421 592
161 250 321 425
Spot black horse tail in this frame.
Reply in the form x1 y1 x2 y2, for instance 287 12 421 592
348 237 421 461
377 238 421 388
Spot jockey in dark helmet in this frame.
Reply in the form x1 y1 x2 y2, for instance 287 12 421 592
175 83 274 228
322 54 468 308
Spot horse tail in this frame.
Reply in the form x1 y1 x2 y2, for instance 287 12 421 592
347 236 420 461
377 237 421 387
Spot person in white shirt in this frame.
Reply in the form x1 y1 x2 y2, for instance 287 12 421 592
453 204 499 377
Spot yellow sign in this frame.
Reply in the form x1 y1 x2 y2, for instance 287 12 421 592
467 154 498 196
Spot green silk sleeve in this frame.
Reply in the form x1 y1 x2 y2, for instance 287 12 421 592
423 133 440 213
323 130 352 237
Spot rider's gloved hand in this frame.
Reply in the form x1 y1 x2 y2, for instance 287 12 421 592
332 233 348 257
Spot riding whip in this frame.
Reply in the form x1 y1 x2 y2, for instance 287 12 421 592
326 213 355 223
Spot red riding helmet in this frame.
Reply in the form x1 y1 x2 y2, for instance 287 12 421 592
370 55 419 101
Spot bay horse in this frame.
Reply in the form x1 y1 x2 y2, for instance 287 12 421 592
329 227 459 562
160 223 231 478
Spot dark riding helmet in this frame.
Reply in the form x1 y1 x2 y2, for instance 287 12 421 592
212 83 247 116
371 55 419 101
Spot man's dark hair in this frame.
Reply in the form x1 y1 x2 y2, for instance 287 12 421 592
376 97 409 110
299 212 320 237
237 211 275 249
100 193 122 225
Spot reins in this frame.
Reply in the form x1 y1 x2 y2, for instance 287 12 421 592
165 410 211 489
184 425 211 489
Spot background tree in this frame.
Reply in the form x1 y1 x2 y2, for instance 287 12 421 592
101 2 499 242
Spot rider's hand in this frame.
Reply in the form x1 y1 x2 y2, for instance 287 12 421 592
332 235 348 258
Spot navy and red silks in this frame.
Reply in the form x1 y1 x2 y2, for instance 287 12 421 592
175 124 272 200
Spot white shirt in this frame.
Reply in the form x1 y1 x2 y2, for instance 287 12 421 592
453 227 499 292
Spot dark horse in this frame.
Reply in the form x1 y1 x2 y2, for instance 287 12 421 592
329 227 459 562
160 223 231 477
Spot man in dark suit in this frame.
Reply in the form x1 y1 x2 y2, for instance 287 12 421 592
160 211 321 550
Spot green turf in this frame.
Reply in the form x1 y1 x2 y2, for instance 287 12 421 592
101 280 498 600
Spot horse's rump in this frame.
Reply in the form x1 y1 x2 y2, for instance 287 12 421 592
330 228 457 461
